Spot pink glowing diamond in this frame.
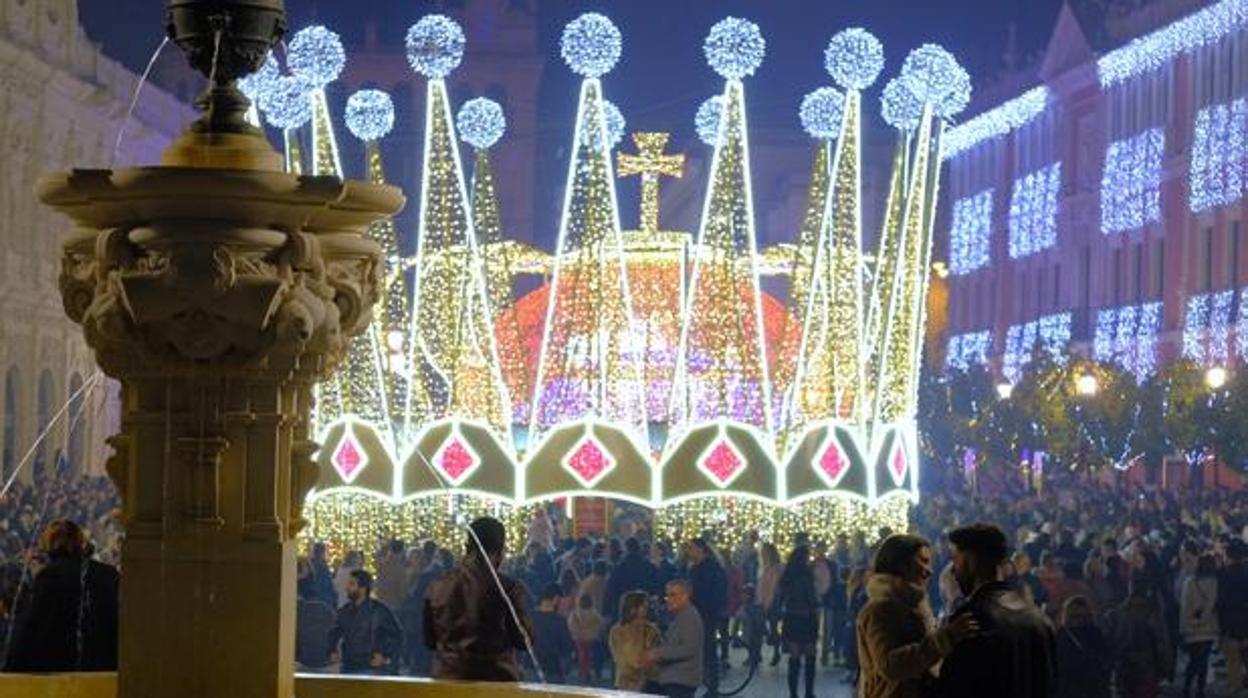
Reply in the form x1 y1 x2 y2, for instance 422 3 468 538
332 432 366 482
437 436 478 485
890 443 909 482
565 436 614 487
817 439 850 486
700 439 744 486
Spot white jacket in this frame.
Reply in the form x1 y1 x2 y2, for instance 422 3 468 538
1180 577 1219 643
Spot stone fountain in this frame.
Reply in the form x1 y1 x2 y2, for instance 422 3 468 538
36 1 404 696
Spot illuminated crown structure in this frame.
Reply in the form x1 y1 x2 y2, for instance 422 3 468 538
253 17 971 551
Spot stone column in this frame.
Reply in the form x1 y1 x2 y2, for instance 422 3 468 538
41 158 402 697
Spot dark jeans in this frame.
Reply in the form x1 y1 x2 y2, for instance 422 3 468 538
659 684 698 698
703 616 719 695
1184 640 1214 696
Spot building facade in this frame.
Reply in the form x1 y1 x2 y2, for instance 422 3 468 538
940 0 1248 385
0 0 189 481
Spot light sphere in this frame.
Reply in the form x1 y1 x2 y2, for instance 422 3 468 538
695 95 724 146
581 100 625 150
405 15 466 78
560 13 622 78
287 25 345 88
704 17 765 80
901 44 961 104
457 97 507 150
1206 366 1229 390
825 28 884 90
238 53 280 105
262 75 313 130
800 87 845 140
937 62 973 118
1075 373 1099 397
881 78 924 131
345 89 395 142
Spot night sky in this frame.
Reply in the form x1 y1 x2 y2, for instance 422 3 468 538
78 0 1067 246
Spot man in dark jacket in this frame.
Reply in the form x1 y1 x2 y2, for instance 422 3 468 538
4 520 118 672
940 523 1056 698
1217 539 1248 693
296 566 336 671
530 583 573 682
604 537 658 623
687 537 727 697
308 542 339 610
328 569 403 675
424 516 534 681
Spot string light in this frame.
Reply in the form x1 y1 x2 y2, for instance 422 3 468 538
238 53 279 106
943 86 1049 160
704 17 765 80
344 89 395 142
946 331 991 370
1101 128 1164 234
1238 288 1248 361
949 189 992 275
695 96 724 146
1190 97 1248 212
560 12 623 78
824 28 884 91
457 97 506 150
936 61 973 119
1003 312 1070 383
261 75 312 130
1008 162 1061 258
287 25 345 88
881 78 924 131
405 14 466 79
799 87 845 140
1098 0 1248 88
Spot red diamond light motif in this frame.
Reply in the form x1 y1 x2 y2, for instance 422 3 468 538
891 443 908 482
332 433 366 482
701 439 744 485
438 436 477 484
818 440 849 485
566 436 613 487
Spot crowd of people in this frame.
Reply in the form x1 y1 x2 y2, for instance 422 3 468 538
2 466 1247 698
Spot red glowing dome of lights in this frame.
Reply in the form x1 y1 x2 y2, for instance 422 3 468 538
494 281 797 422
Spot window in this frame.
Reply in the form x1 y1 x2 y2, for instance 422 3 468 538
1231 221 1242 289
1113 248 1123 305
1204 226 1215 291
1134 242 1144 301
1003 312 1072 383
1094 301 1163 380
946 331 992 371
36 370 52 475
1052 264 1061 310
1101 128 1164 234
1155 239 1166 297
68 373 84 473
1190 97 1248 212
1184 290 1235 366
949 189 992 275
1008 162 1061 258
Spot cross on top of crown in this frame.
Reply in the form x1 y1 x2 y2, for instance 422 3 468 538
618 132 684 233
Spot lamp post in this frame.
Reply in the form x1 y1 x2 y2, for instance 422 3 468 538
995 382 1014 400
1076 372 1099 397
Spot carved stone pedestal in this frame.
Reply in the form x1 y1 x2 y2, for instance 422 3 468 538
39 157 403 697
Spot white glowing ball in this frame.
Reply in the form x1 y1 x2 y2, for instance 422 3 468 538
695 95 724 146
457 97 507 150
881 78 924 131
560 13 622 78
799 87 845 140
345 89 395 142
262 75 313 130
238 53 280 105
704 17 765 80
287 25 345 88
825 28 884 91
581 100 626 150
405 14 466 79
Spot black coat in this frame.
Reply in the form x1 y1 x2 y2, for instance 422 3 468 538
329 597 403 673
689 557 728 624
938 582 1056 698
4 556 119 672
1054 625 1111 698
604 552 658 620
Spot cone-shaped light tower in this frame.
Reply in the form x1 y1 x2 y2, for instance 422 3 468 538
404 15 513 444
668 17 772 441
529 12 649 448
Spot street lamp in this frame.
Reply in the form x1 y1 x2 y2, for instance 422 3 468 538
1205 365 1228 390
996 382 1014 400
1075 372 1099 397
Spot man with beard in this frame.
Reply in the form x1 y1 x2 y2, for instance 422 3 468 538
939 523 1056 698
328 569 402 675
424 517 534 681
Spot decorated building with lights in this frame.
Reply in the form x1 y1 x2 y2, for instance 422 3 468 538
241 14 966 555
940 0 1248 385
